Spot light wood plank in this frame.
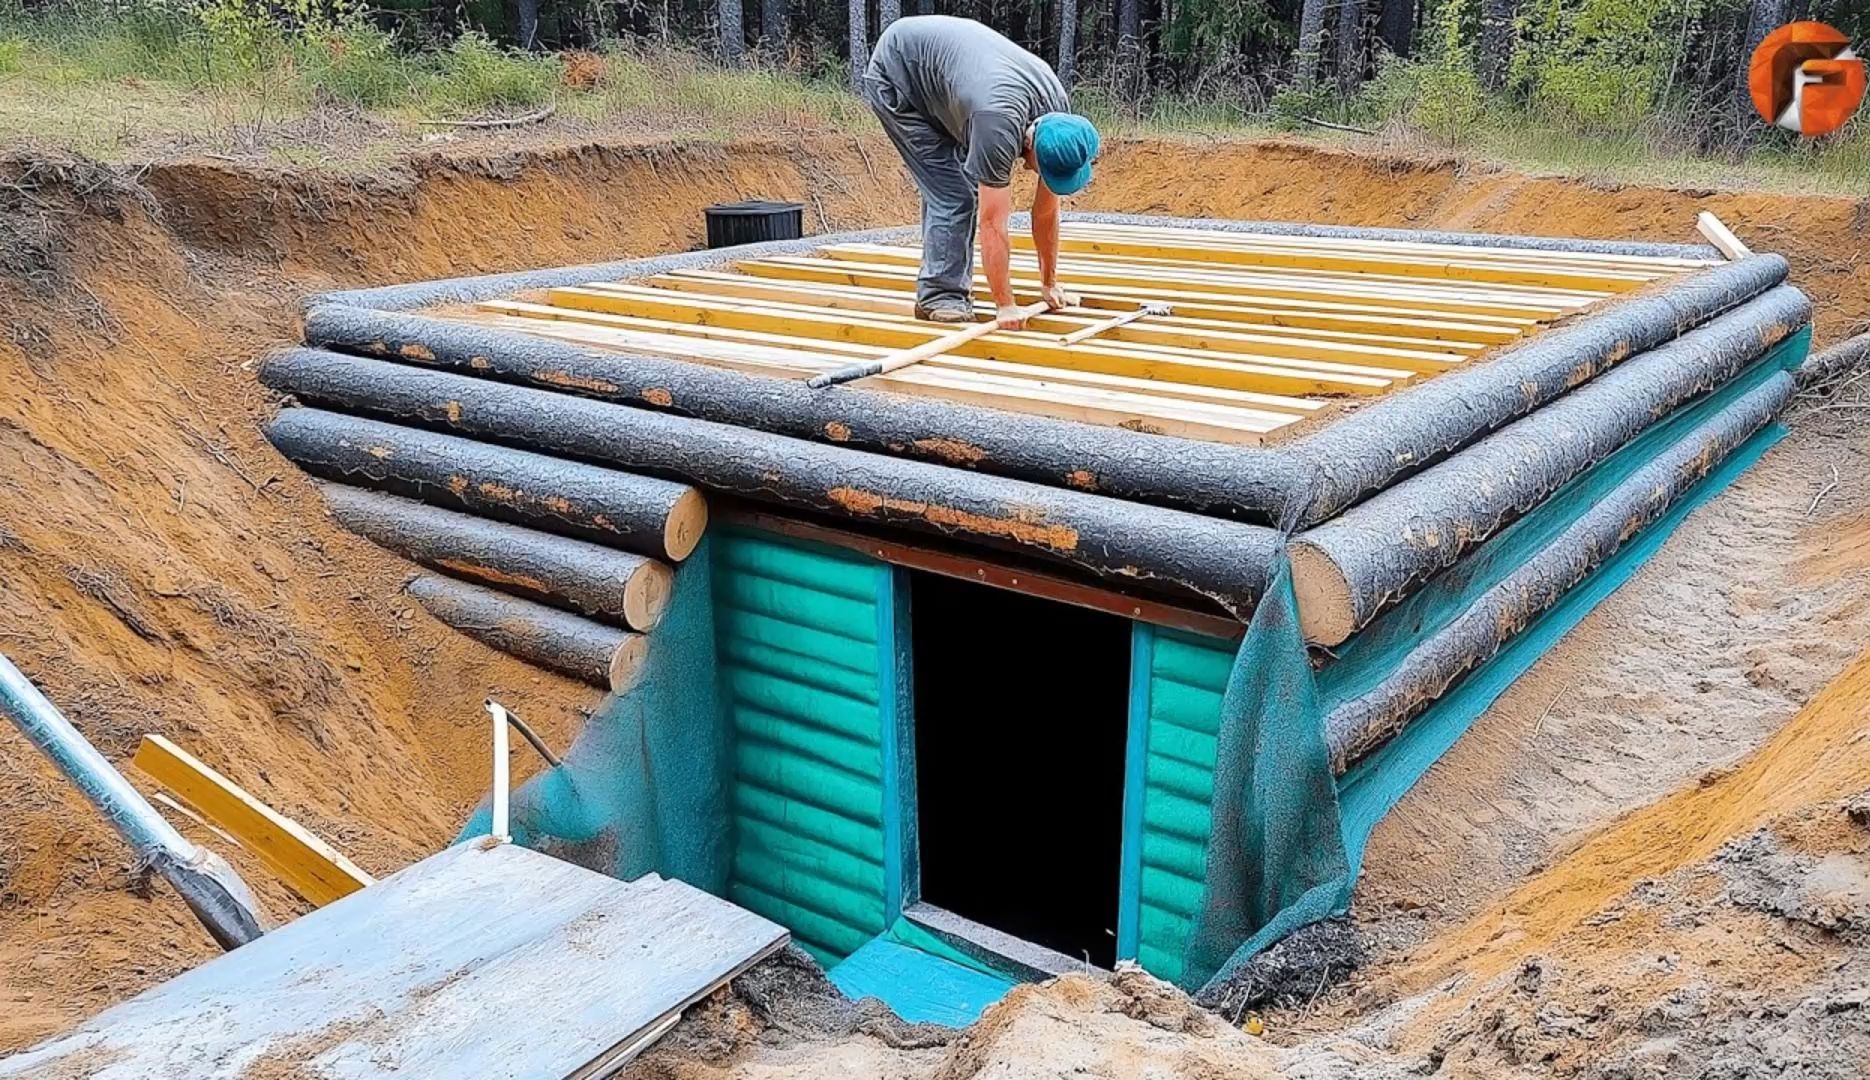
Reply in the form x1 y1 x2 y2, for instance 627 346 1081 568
133 734 373 907
821 243 1614 306
1060 221 1714 272
732 256 1542 336
1031 231 1662 290
811 245 1595 318
0 842 789 1079
466 311 1292 443
476 301 1329 418
541 285 1402 397
652 270 1492 353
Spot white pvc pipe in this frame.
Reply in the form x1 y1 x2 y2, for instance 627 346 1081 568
485 698 512 843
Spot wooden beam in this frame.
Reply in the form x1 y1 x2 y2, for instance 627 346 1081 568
654 269 1495 353
578 282 1454 372
134 735 375 907
1061 221 1713 272
732 256 1539 337
539 286 1403 397
469 311 1294 443
720 508 1246 641
480 301 1335 418
603 279 1468 372
1032 231 1661 290
809 246 1589 318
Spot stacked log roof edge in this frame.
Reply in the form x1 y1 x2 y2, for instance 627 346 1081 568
266 216 1811 770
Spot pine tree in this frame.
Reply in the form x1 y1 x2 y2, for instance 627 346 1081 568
720 0 745 65
1377 0 1414 57
761 0 785 52
849 0 869 88
1058 0 1079 88
1338 0 1367 91
1296 0 1327 85
1480 0 1515 90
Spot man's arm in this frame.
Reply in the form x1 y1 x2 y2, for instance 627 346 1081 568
978 183 1020 327
1032 181 1063 301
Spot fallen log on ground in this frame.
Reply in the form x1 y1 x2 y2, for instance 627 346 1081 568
405 574 647 691
1286 255 1792 525
266 407 706 563
260 352 1280 613
297 313 1307 519
321 484 674 632
1322 371 1794 772
1797 330 1870 391
1290 286 1811 645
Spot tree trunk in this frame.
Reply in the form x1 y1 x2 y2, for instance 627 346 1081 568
1295 0 1327 86
1058 0 1079 90
1798 329 1870 391
320 484 677 632
719 0 745 65
1376 0 1413 57
848 0 868 88
760 0 786 53
1479 0 1515 91
1337 0 1366 92
514 0 540 49
1322 373 1793 773
261 354 1280 615
1117 0 1143 96
407 575 647 692
877 0 900 33
1740 0 1787 110
265 406 708 562
1289 286 1810 645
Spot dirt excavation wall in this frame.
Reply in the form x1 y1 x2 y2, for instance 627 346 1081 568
0 134 1864 1052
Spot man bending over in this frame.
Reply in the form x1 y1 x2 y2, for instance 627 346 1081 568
862 15 1101 329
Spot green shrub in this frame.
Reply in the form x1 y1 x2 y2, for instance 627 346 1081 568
292 22 414 107
422 31 560 116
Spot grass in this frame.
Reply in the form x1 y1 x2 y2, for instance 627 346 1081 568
0 5 1864 196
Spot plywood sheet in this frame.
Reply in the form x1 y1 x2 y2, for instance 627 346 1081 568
0 841 788 1079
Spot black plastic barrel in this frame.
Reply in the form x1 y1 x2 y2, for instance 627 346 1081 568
704 200 805 249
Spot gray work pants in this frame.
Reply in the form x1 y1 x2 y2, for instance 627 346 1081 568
862 68 976 311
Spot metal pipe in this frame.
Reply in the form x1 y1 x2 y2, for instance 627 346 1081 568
0 652 267 949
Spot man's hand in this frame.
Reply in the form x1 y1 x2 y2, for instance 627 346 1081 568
1040 283 1078 311
996 303 1031 331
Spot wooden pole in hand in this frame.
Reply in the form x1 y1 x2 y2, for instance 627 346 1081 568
807 301 1051 388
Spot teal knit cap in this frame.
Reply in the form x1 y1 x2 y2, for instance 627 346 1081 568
1033 113 1099 196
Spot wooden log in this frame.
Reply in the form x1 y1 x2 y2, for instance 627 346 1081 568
304 265 1789 526
266 406 707 562
1289 287 1812 644
320 484 675 632
1797 330 1870 391
295 310 1310 521
261 354 1281 613
1323 372 1793 773
405 574 647 691
1286 257 1793 526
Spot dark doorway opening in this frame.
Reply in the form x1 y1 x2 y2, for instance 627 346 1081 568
910 571 1131 968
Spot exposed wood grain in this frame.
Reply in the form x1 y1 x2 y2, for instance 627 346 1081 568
0 842 787 1079
133 734 373 907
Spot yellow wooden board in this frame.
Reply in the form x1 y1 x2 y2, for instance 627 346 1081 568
135 735 374 907
426 225 1699 446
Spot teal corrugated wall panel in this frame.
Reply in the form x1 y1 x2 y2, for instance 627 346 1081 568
715 528 895 966
1133 628 1230 986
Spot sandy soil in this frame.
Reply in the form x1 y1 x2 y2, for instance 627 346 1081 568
0 133 1866 1067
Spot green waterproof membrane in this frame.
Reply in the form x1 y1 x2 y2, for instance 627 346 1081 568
466 328 1810 1008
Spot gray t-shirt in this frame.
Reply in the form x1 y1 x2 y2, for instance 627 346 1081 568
871 16 1070 189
